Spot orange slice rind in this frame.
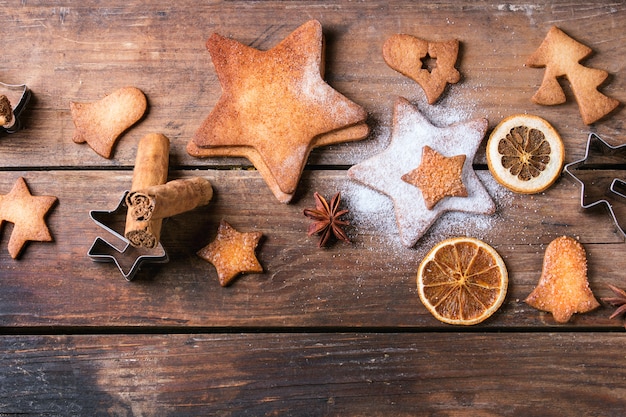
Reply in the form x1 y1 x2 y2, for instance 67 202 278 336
417 237 508 325
486 114 564 194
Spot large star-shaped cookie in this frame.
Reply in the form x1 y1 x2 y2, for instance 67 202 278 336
0 177 57 258
188 20 369 203
348 97 495 247
197 220 263 286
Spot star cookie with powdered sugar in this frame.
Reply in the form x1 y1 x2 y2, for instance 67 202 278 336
348 97 495 247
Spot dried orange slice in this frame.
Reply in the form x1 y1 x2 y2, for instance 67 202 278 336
486 114 564 194
417 237 508 325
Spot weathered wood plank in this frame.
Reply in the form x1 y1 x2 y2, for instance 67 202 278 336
0 332 624 416
0 1 624 413
0 169 623 329
0 0 624 168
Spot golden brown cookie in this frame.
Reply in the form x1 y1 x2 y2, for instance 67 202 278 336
383 34 460 104
0 177 57 259
526 26 619 125
197 220 263 287
401 145 467 210
71 86 147 158
188 20 369 204
525 236 600 323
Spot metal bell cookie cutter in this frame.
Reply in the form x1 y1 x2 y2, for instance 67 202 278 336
564 133 626 236
0 82 31 134
88 191 168 281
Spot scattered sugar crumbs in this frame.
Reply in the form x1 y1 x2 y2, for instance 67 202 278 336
342 172 513 256
341 94 515 255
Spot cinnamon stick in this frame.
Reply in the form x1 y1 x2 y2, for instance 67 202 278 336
124 133 170 248
0 95 13 127
126 177 213 221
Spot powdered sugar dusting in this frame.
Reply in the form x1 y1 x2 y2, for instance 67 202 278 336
421 173 513 248
346 98 498 248
343 171 513 252
347 87 482 164
343 97 514 251
341 180 407 251
421 98 476 127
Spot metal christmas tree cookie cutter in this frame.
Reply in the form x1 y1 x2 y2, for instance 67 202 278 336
88 191 169 281
564 133 626 237
0 82 31 134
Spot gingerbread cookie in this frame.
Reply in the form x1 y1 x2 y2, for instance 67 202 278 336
197 220 263 286
525 236 599 323
71 86 147 158
526 26 619 125
401 145 467 210
187 20 369 204
348 97 494 247
0 177 57 259
383 34 460 104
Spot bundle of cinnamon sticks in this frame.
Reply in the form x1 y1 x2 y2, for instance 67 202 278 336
124 133 213 248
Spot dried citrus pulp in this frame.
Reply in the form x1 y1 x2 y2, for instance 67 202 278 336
486 114 564 194
417 237 508 325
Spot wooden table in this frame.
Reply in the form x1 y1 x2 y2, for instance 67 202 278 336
1 1 625 414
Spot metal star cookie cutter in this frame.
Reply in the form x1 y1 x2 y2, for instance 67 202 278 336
564 133 626 236
0 82 31 134
88 191 168 281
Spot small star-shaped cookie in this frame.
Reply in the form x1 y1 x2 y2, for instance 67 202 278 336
0 177 57 258
197 220 263 286
348 97 495 247
401 145 467 210
187 20 369 203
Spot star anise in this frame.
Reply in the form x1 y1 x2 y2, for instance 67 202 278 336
602 284 626 328
303 192 350 247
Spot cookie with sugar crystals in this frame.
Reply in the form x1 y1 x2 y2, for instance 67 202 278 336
525 236 600 323
348 97 494 247
197 220 263 287
187 20 369 204
401 145 467 210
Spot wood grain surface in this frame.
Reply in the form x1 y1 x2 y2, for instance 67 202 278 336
1 333 624 416
1 0 625 415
